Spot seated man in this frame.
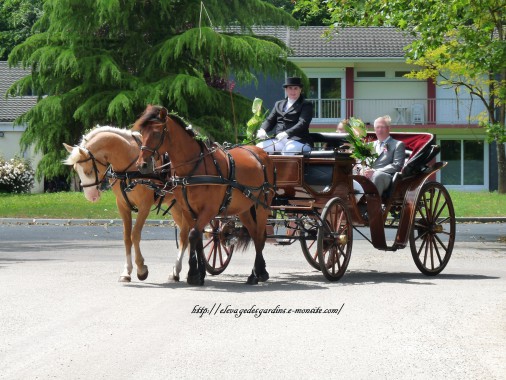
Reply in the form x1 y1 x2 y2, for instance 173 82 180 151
256 77 313 155
361 115 406 197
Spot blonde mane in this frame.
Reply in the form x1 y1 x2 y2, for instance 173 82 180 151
64 125 140 165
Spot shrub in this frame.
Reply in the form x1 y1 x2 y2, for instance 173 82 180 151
0 155 35 193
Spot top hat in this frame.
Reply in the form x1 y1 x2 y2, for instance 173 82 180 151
283 77 303 88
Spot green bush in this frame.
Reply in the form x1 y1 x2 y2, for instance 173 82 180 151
0 155 35 194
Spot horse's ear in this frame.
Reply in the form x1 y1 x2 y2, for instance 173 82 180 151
63 143 74 153
78 147 88 158
159 107 168 121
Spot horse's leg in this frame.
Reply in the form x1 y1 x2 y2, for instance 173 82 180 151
239 207 269 285
186 211 215 285
131 203 150 281
187 227 204 286
117 204 133 283
171 203 189 282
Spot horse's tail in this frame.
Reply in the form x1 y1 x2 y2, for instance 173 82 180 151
235 203 256 251
235 226 252 252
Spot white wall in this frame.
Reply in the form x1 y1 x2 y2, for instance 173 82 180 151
0 123 44 193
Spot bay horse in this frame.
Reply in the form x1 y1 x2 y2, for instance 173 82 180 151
134 105 276 285
63 126 189 282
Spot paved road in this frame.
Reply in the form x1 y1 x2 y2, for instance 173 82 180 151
0 223 505 379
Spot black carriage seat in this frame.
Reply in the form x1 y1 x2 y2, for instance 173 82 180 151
310 132 349 151
303 132 352 188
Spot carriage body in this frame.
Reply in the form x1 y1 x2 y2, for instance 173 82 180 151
204 131 455 281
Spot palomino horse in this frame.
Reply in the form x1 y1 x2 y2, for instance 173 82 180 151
63 126 189 282
134 105 276 285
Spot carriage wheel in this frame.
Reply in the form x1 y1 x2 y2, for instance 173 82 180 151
409 182 455 276
317 198 353 281
299 215 320 270
202 219 234 275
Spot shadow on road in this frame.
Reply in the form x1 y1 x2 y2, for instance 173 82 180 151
117 269 499 292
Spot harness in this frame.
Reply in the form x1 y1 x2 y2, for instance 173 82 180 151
76 149 110 189
105 160 174 214
173 143 275 220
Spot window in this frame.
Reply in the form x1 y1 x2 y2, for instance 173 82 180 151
356 71 385 78
395 71 412 78
308 77 342 119
439 139 487 189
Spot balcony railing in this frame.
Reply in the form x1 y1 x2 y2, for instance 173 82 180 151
307 98 486 125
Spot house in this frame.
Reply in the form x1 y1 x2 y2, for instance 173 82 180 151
1 26 496 192
0 61 43 192
236 26 494 192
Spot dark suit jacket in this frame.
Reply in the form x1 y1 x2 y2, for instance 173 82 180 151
260 96 313 145
372 137 406 174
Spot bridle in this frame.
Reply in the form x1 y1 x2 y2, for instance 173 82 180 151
76 148 110 189
139 119 167 161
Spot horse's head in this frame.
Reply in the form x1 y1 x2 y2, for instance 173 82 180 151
133 105 168 174
63 142 108 202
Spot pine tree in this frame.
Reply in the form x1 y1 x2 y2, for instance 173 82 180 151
7 0 301 179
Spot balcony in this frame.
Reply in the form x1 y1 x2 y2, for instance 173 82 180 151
307 98 486 126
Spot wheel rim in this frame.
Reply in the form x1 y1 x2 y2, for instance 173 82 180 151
409 182 455 275
317 198 353 281
202 219 234 275
299 215 320 270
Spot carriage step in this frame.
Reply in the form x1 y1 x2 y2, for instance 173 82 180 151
271 205 314 211
275 239 292 245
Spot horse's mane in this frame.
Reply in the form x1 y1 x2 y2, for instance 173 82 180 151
64 125 139 165
81 125 138 147
133 105 204 140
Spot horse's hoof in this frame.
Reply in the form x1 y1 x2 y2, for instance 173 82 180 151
137 268 149 281
172 268 180 282
246 274 259 285
258 272 269 282
118 275 131 283
187 273 204 286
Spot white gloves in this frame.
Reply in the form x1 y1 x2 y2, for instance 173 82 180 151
256 128 267 140
276 131 288 141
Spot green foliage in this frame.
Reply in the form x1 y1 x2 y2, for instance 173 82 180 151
244 97 269 143
6 0 300 179
0 0 43 60
344 117 378 167
483 122 506 144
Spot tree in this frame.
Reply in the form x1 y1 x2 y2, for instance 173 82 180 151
7 0 302 180
262 0 331 25
294 0 506 193
0 0 43 60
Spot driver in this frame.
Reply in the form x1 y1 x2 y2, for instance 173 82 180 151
256 77 313 155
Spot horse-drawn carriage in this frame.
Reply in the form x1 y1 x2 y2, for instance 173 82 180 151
132 105 455 284
65 105 455 284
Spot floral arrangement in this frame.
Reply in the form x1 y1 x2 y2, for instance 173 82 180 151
245 97 268 143
343 117 378 168
0 155 35 193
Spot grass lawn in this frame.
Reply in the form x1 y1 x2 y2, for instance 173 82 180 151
0 191 170 220
0 189 505 219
